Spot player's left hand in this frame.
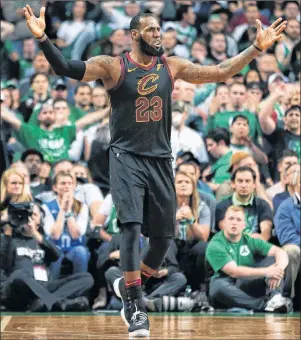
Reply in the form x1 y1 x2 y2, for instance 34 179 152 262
255 18 287 51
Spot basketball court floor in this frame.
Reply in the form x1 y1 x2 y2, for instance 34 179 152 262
1 311 300 339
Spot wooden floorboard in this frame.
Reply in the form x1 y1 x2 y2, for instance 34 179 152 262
1 314 300 340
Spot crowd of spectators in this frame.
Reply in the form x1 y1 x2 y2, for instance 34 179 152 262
0 0 300 313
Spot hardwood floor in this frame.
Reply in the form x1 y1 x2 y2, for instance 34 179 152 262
1 312 300 340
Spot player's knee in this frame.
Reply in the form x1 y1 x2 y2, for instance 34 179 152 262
120 222 141 252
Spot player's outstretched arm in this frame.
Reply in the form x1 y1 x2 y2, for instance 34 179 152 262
23 4 113 82
169 18 287 84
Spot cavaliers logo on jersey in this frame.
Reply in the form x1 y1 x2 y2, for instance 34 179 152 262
137 74 159 96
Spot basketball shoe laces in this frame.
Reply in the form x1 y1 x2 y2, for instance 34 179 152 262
130 303 148 326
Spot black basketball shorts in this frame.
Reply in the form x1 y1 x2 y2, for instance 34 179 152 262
109 148 176 238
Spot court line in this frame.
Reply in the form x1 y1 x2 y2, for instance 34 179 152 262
1 316 12 332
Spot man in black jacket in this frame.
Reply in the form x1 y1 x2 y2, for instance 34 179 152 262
0 203 94 312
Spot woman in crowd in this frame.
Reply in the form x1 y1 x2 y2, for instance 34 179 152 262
1 167 31 203
174 171 211 305
42 171 90 280
0 168 32 224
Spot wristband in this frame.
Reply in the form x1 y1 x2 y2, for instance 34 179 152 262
65 211 74 219
188 217 196 225
35 33 46 40
253 44 262 52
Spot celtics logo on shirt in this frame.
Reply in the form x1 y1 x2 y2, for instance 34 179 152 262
107 205 120 235
240 245 251 256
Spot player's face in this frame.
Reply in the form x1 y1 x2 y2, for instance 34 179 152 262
175 173 194 197
137 18 164 57
224 210 246 237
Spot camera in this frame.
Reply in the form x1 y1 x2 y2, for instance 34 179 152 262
7 202 34 228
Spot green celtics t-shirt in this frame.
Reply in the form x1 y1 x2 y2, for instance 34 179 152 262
107 205 120 235
16 123 76 163
205 231 273 280
206 110 262 141
29 104 86 126
211 151 232 184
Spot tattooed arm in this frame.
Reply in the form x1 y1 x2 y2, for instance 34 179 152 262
83 55 116 82
168 45 260 84
168 18 286 84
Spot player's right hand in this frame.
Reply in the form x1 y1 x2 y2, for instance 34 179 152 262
265 264 284 280
23 5 46 38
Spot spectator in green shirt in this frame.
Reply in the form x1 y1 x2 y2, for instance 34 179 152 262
1 102 109 163
206 82 262 142
205 128 232 192
206 205 292 313
230 115 268 165
29 80 86 127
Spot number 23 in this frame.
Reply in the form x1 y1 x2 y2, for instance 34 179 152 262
136 96 163 122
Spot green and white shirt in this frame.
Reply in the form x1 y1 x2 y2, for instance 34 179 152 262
99 194 120 235
16 123 76 163
206 110 262 142
206 231 273 280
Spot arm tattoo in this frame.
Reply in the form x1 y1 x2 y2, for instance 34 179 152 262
86 55 115 67
182 64 220 84
218 45 259 80
178 45 259 84
83 55 115 82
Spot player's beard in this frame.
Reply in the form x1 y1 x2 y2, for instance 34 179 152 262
138 35 164 57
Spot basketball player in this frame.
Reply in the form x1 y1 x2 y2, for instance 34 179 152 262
23 4 286 337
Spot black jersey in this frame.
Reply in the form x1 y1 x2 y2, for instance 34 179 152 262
108 52 174 157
